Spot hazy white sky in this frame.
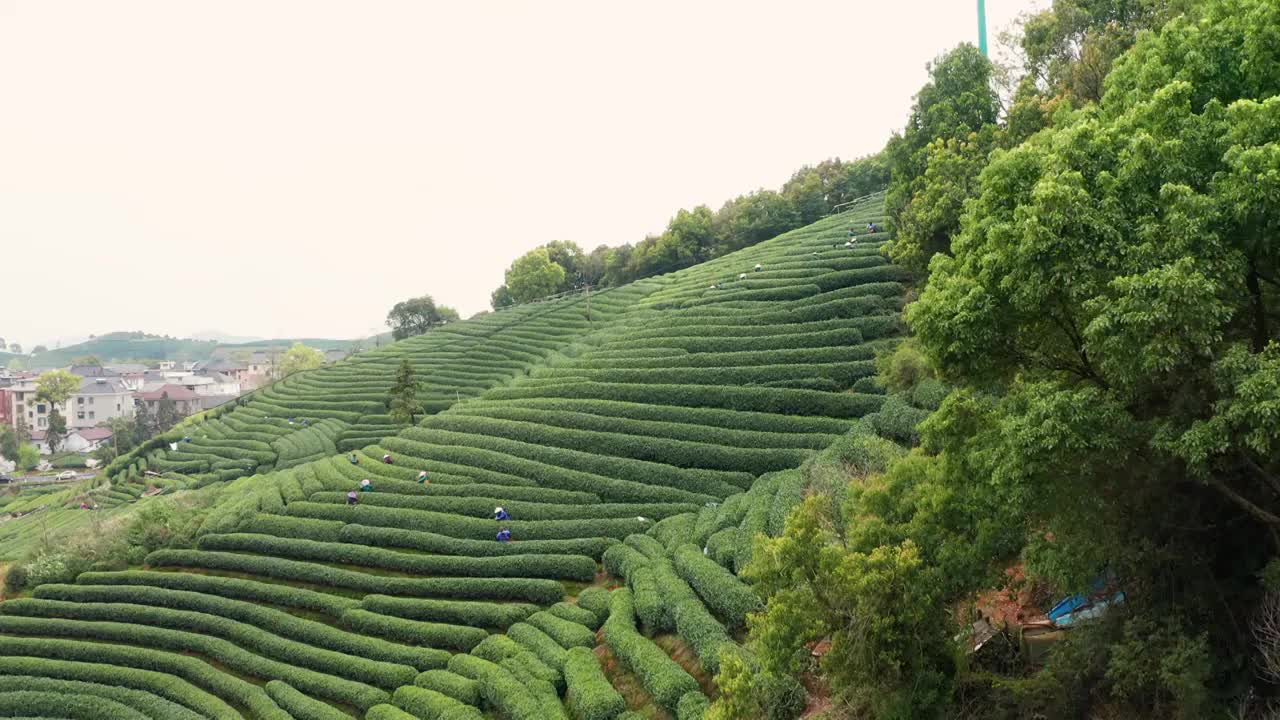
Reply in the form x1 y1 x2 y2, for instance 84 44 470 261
0 0 1040 347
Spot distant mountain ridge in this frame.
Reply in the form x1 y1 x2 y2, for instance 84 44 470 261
10 331 363 368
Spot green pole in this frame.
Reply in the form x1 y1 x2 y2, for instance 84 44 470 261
977 0 989 56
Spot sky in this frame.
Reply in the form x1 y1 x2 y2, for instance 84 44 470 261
0 0 1041 348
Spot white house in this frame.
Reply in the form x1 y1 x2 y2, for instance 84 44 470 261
70 376 134 429
29 426 114 454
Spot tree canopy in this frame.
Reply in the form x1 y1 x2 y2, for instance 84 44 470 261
277 343 324 378
35 370 80 406
385 295 460 341
387 358 423 426
503 247 566 304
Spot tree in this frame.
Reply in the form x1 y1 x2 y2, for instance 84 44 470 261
387 359 423 426
72 356 102 367
884 44 999 269
278 343 324 378
45 410 67 455
133 401 156 443
5 356 27 371
35 369 80 456
490 285 516 310
386 295 459 341
504 248 566 304
36 370 80 407
17 443 39 471
543 240 587 292
8 343 21 354
0 337 5 349
155 393 180 433
30 345 48 354
0 425 18 462
906 0 1280 709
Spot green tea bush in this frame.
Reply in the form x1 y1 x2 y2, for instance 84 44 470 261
265 680 351 720
361 595 537 629
0 602 408 700
603 544 649 581
0 689 147 720
624 533 666 559
393 685 483 720
677 691 711 720
0 675 202 720
0 636 285 719
507 621 569 673
672 544 761 629
366 704 416 720
310 490 696 522
341 523 616 559
672 598 734 674
447 654 547 720
650 513 698 550
565 646 627 720
549 601 601 630
526 610 597 649
197 532 597 581
288 502 652 542
414 669 481 706
34 583 446 670
340 609 488 652
602 589 698 710
76 570 360 617
575 587 612 626
145 549 566 604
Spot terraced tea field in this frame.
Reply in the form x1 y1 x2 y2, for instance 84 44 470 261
1 195 905 719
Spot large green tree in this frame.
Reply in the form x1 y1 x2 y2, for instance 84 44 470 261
387 359 423 425
907 0 1280 710
278 343 324 378
36 369 80 455
884 44 999 272
386 295 459 341
503 248 566 304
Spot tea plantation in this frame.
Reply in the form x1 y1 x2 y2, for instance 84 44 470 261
0 195 907 718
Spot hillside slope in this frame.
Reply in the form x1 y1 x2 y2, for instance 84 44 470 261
1 195 902 719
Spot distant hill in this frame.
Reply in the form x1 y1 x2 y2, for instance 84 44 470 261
22 331 363 368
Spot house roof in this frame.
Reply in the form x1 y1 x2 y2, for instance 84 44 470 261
105 363 147 374
70 365 119 378
78 377 129 395
136 384 201 401
74 427 114 441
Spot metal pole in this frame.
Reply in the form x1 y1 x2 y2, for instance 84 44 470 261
977 0 988 57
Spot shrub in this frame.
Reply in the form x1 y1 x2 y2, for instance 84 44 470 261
340 523 616 560
265 680 351 720
0 674 202 720
414 670 480 706
549 601 601 630
361 594 537 629
672 544 762 629
76 570 360 618
447 654 548 720
678 691 711 720
507 621 569 674
34 583 446 671
366 704 416 720
624 533 666 559
0 689 147 720
526 610 597 649
0 636 284 719
575 587 612 626
565 646 627 720
602 544 649 581
671 598 734 674
0 603 405 704
393 686 483 720
145 549 566 604
602 588 699 711
288 502 652 542
650 513 698 550
197 532 597 581
340 609 488 652
630 566 665 631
